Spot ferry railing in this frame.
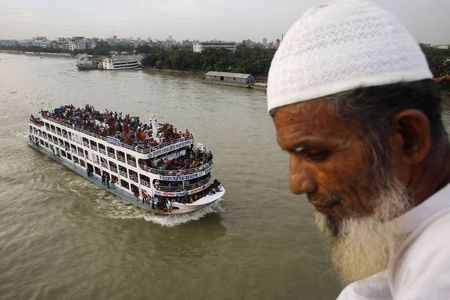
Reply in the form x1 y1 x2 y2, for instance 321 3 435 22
139 161 212 176
30 119 44 127
155 177 211 192
185 177 212 190
41 115 194 156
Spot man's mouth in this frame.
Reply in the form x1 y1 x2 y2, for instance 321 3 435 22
308 196 340 213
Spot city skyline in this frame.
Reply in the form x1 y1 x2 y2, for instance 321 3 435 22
1 0 449 44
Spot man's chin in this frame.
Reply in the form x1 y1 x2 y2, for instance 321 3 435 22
315 212 391 284
313 179 412 284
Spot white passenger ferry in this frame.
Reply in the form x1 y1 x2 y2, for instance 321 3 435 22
28 105 225 215
100 56 142 70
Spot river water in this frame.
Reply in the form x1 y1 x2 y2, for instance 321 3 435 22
0 53 448 300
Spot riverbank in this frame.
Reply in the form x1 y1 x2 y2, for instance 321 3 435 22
0 49 72 57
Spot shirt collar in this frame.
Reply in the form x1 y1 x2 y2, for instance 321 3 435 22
392 183 450 234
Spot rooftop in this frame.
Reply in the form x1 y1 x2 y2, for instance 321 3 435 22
38 104 193 155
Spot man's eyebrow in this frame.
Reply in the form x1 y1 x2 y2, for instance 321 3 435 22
287 140 325 152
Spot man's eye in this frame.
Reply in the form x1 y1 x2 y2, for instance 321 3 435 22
305 150 329 161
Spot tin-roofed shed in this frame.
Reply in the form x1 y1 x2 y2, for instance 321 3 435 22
205 71 256 87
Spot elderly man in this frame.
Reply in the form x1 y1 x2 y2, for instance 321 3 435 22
268 0 450 299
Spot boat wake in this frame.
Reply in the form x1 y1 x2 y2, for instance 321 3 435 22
94 196 224 227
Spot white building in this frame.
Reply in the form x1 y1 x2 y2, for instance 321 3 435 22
193 40 237 53
32 36 48 48
68 37 88 51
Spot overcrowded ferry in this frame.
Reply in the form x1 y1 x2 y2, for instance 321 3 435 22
28 105 225 215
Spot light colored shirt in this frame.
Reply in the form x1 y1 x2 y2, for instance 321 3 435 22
337 183 450 300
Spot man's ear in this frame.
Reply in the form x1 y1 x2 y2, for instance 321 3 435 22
392 109 431 165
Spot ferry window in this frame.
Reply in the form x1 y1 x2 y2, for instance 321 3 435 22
111 175 118 184
94 167 101 176
107 147 116 159
126 154 136 167
120 180 129 190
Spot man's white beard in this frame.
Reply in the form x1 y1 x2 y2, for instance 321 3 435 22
315 180 411 285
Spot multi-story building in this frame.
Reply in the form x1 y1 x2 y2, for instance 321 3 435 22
192 40 237 53
68 37 88 51
32 36 48 48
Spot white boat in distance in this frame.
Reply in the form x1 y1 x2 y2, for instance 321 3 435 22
28 105 225 215
100 55 142 70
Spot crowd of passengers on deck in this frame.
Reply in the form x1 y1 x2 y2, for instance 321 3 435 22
142 144 213 172
40 104 193 151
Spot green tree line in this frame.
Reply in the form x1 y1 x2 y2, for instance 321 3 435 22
420 44 450 90
139 43 450 81
139 44 276 76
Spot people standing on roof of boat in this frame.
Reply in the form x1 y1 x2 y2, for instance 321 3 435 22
46 105 195 152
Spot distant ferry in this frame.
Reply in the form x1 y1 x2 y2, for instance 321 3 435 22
100 56 142 70
28 105 225 215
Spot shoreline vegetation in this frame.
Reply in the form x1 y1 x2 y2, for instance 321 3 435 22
1 43 448 90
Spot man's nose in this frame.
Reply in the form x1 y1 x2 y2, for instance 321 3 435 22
289 155 317 195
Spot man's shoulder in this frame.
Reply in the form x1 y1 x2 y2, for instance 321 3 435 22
391 208 450 299
399 207 450 266
407 207 450 252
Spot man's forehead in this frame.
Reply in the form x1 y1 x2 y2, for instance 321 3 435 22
272 98 360 149
272 98 334 126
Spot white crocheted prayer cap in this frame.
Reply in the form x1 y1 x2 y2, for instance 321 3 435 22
267 0 432 112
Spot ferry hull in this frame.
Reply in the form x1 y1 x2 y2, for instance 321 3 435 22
27 140 224 215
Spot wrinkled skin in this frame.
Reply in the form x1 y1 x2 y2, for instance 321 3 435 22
273 100 381 228
273 98 450 232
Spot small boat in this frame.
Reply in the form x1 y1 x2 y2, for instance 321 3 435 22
76 56 100 70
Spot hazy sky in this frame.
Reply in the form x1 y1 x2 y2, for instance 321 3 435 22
0 0 449 44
